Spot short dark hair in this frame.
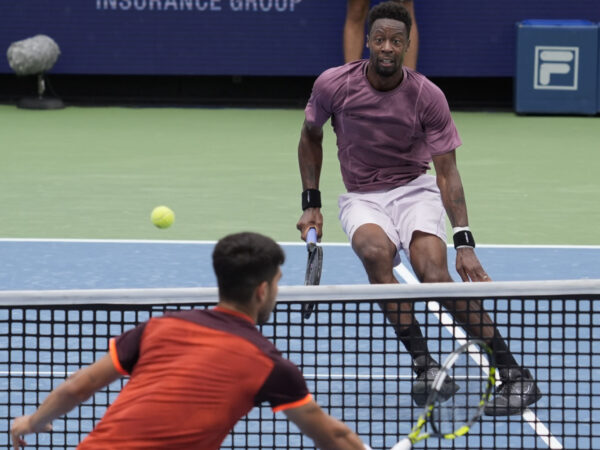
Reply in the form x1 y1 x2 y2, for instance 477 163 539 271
367 1 412 37
212 232 285 304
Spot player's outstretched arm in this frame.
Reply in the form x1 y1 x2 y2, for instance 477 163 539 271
297 120 325 241
11 354 122 449
432 151 490 282
284 399 367 450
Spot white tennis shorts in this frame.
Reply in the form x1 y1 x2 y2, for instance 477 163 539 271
338 174 447 265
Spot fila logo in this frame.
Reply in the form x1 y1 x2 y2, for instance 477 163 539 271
534 46 579 90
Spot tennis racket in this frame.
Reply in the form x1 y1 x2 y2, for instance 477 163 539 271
391 339 496 450
302 227 323 319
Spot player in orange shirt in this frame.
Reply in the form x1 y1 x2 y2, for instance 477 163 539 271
11 232 370 450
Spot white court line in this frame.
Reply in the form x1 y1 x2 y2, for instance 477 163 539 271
0 238 218 245
394 263 563 449
1 371 73 377
1 237 599 249
0 371 413 381
304 374 411 380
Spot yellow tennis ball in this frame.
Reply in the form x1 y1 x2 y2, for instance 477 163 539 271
151 206 175 229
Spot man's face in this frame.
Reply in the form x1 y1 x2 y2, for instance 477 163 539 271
256 268 282 325
367 18 409 77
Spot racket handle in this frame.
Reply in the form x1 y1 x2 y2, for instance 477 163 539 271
391 438 412 450
306 227 317 245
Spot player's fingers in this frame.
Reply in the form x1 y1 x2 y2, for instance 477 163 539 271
302 225 323 242
456 267 470 282
296 222 309 241
471 271 491 282
458 266 490 282
10 426 21 449
12 436 26 450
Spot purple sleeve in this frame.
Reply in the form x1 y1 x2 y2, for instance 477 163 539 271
113 322 148 374
304 69 337 127
254 357 310 410
420 83 462 155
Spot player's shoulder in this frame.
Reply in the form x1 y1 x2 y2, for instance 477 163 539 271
251 329 302 372
318 59 365 77
254 331 286 360
271 353 305 381
406 68 447 98
164 309 290 360
315 60 366 88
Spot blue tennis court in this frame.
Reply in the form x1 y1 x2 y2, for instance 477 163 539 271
1 239 599 290
1 239 599 449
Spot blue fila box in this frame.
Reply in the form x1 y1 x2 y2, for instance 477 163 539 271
515 20 598 115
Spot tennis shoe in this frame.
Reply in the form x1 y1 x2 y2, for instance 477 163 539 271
410 356 459 407
484 368 542 416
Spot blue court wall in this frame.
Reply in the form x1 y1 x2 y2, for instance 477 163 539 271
0 0 599 77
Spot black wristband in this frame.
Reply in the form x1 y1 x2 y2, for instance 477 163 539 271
453 229 475 249
301 189 322 210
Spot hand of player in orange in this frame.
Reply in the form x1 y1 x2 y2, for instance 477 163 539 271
11 415 52 450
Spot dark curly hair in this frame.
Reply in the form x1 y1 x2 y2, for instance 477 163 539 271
367 1 412 37
213 232 285 304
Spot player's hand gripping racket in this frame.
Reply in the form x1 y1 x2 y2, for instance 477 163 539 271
302 227 323 319
391 339 496 450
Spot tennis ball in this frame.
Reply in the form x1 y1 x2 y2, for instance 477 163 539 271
151 206 175 229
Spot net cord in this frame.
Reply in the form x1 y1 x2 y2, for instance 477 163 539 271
0 279 598 306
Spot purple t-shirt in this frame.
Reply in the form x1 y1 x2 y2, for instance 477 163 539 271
305 60 462 192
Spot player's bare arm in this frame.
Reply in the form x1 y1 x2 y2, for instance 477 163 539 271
298 120 324 190
284 400 366 450
11 354 121 449
431 150 468 227
432 151 490 282
297 120 325 240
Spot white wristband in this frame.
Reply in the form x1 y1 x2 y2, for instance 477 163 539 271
452 226 470 234
364 445 373 450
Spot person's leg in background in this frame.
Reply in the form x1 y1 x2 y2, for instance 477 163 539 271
344 0 370 63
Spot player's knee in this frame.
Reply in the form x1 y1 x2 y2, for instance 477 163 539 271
356 244 396 284
356 241 388 264
419 266 452 283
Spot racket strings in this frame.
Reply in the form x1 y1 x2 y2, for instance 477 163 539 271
430 346 491 437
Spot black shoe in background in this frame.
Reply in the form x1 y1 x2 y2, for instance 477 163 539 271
410 355 459 407
484 368 542 416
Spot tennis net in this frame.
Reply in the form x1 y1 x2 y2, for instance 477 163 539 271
1 279 599 449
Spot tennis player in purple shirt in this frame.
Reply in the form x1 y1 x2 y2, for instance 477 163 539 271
296 1 540 416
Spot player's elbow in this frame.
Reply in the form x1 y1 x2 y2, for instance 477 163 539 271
301 121 323 143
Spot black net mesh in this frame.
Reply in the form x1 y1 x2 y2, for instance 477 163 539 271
1 282 599 449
